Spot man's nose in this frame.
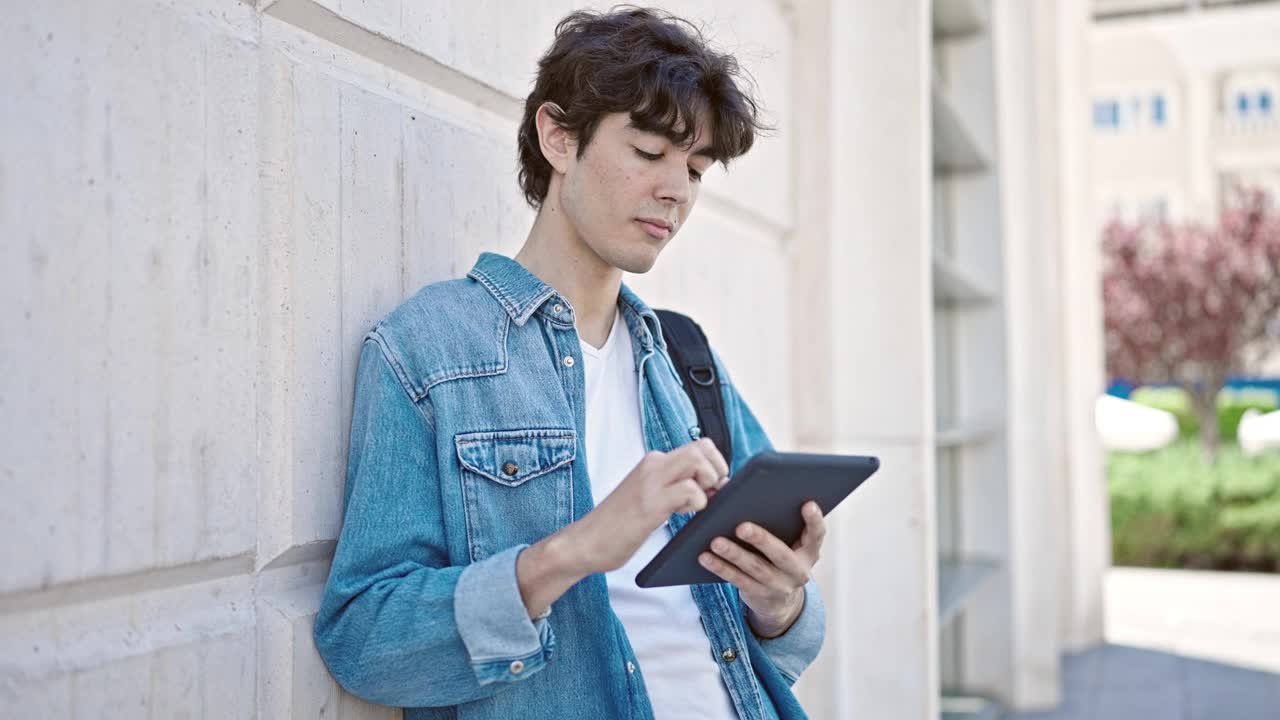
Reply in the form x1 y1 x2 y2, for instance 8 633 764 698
656 160 691 206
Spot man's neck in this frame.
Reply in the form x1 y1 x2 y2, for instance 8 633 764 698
514 200 622 350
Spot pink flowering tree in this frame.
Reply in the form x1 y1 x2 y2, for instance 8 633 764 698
1102 188 1280 463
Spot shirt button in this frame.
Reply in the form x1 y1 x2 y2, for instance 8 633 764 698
626 661 636 674
721 648 737 663
563 355 575 367
553 303 565 314
502 462 519 476
509 660 525 675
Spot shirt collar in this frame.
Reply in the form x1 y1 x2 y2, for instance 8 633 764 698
618 282 666 352
467 252 559 326
466 252 665 349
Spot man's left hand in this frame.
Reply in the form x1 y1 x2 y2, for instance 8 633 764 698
698 500 826 639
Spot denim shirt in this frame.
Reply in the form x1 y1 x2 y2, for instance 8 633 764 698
313 252 825 719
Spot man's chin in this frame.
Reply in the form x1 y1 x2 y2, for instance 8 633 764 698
614 251 661 274
601 244 664 274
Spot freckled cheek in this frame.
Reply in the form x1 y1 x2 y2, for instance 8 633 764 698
601 168 644 208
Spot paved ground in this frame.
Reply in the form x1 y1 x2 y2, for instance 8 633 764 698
1005 567 1280 719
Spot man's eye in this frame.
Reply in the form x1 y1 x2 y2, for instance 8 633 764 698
635 147 703 182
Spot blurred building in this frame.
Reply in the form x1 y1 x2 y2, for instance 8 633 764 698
0 1 1107 718
1090 0 1280 226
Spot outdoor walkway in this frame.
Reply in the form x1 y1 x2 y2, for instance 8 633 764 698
1006 567 1280 719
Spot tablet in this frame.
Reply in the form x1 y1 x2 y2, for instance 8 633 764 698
635 451 881 588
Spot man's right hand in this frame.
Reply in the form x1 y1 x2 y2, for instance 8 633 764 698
571 437 730 574
515 438 729 617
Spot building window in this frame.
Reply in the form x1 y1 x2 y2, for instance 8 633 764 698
1221 70 1280 126
1094 92 1173 131
1094 99 1119 129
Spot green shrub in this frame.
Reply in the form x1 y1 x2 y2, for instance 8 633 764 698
1128 386 1278 442
1218 388 1278 442
1129 386 1197 438
1109 439 1280 572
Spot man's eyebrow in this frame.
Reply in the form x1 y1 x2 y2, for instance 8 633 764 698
624 120 719 161
691 145 717 160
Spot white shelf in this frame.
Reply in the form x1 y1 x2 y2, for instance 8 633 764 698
933 0 987 38
932 255 997 306
938 555 1001 627
1094 0 1185 20
933 84 989 175
940 695 1002 720
936 418 1003 448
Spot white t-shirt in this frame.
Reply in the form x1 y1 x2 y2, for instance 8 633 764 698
579 307 739 720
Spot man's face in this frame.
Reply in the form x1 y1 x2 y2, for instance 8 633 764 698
558 111 716 274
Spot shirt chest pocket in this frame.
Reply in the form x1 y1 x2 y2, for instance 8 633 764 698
455 428 577 562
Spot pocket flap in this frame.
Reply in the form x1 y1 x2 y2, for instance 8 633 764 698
455 428 577 487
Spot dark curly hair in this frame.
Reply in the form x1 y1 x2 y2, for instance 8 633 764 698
516 6 770 210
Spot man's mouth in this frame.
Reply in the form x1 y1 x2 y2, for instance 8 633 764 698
635 218 672 240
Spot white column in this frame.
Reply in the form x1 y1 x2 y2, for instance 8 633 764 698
991 0 1068 709
1054 0 1111 653
790 1 939 718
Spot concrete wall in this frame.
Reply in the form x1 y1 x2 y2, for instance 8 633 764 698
0 0 796 717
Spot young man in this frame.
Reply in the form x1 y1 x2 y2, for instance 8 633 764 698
314 8 826 719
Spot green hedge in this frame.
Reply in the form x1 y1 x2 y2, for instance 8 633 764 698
1109 440 1280 572
1129 386 1277 442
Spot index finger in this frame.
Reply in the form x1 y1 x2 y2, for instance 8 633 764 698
661 449 721 492
685 437 730 479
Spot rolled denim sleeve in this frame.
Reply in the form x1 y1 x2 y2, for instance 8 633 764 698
313 336 554 708
712 348 827 682
454 544 556 684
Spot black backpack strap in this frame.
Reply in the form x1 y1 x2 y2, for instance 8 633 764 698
654 309 733 465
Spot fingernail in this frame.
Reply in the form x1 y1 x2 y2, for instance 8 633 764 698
699 554 713 567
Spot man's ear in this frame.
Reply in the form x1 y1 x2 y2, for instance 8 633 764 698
535 102 575 175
